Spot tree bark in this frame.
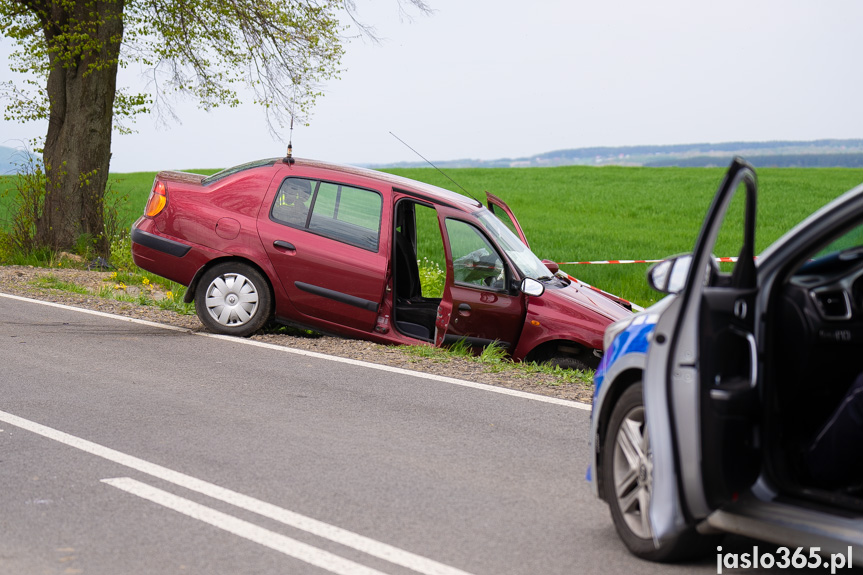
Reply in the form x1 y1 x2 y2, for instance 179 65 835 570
36 0 124 255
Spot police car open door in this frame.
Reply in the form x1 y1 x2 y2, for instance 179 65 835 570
643 158 762 545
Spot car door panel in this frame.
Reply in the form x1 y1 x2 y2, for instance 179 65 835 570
260 221 387 330
434 211 526 350
256 172 389 332
441 286 525 348
699 286 761 508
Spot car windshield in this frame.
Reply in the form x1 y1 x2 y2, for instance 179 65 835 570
813 223 863 260
476 209 554 280
796 223 863 275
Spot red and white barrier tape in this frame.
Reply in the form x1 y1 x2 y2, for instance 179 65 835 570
557 257 740 265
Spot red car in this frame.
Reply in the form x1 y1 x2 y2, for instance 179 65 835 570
131 156 632 369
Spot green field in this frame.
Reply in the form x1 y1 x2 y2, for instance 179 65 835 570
3 164 862 307
386 166 863 305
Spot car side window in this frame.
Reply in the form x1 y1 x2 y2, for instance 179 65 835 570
445 219 506 290
271 178 382 252
272 178 314 227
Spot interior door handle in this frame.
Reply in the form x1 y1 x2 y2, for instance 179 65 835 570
729 326 758 388
273 240 296 251
458 303 471 312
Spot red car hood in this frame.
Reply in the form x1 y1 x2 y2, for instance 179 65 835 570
543 279 634 322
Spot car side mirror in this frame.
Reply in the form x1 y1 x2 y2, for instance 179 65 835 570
648 254 692 294
542 259 559 275
520 277 545 297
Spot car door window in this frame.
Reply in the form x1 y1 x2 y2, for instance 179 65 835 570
271 178 382 252
711 188 749 283
445 219 506 290
271 178 314 227
308 182 382 251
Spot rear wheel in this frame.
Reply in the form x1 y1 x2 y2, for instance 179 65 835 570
195 262 272 337
602 382 717 561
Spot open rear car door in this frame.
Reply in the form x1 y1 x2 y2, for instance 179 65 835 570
643 158 762 544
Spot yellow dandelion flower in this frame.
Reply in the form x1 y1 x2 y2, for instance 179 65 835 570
166 291 173 300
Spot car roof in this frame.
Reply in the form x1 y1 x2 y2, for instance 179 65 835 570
279 157 484 211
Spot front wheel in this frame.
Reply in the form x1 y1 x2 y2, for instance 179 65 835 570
195 262 272 337
546 354 593 372
602 382 717 561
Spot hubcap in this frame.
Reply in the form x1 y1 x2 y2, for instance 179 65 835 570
204 272 259 327
612 405 652 539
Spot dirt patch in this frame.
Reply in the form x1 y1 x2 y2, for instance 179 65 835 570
0 265 595 404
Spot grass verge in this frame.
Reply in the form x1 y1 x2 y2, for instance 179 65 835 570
401 340 595 388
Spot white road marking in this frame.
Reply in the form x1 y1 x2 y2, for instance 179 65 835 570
0 291 591 410
0 409 476 575
103 477 389 575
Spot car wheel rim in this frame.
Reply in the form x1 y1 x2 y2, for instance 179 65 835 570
612 405 652 539
204 272 260 327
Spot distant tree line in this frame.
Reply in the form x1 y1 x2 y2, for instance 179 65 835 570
535 139 863 161
646 154 863 168
375 140 863 170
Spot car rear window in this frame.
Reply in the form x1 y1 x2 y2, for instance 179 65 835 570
271 178 383 252
202 158 279 185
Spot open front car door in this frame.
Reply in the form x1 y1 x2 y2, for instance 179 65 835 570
643 158 762 549
486 191 530 248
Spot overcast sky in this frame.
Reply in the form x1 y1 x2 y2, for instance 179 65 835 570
2 0 862 172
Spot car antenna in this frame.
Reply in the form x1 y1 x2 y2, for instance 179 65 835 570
284 115 295 165
389 131 481 204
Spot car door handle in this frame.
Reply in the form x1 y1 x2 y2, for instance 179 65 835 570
458 303 471 313
273 240 296 251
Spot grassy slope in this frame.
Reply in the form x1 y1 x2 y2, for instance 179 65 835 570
3 165 862 306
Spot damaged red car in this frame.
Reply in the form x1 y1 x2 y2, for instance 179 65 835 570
131 156 632 369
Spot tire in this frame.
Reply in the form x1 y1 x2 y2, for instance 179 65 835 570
547 354 593 372
194 262 272 337
602 382 718 561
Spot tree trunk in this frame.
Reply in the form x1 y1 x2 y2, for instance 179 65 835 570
36 0 124 255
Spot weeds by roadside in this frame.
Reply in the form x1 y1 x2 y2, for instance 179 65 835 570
31 275 90 295
29 269 195 316
13 229 196 316
418 257 445 298
402 339 595 388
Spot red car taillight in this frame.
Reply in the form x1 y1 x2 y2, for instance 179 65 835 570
145 180 167 217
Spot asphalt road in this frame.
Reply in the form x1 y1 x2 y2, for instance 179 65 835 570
0 293 793 574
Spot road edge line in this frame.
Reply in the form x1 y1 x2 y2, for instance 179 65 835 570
0 291 591 411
